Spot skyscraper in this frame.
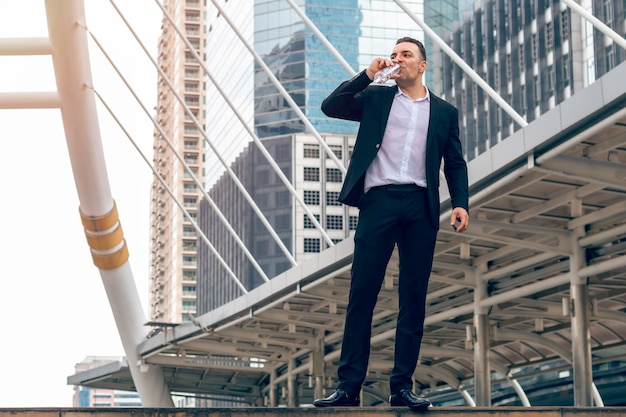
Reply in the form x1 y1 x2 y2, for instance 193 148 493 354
431 0 625 160
150 0 207 324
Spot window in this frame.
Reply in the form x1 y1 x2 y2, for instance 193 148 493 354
561 10 569 39
274 262 290 275
304 167 320 181
275 214 290 230
183 270 196 281
304 238 321 253
257 170 270 186
493 62 499 90
327 145 342 159
185 68 199 78
275 143 291 161
586 58 595 84
349 215 358 230
562 53 570 87
585 20 594 46
326 191 341 206
326 168 343 182
303 144 320 158
184 95 199 106
603 0 613 25
182 285 196 296
304 190 320 205
546 22 553 52
326 215 343 230
185 82 198 92
255 240 269 256
182 300 196 312
256 193 268 209
304 214 320 229
275 190 290 207
506 53 512 79
183 197 197 207
605 45 615 71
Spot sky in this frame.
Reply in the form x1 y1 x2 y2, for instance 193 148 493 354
0 0 161 406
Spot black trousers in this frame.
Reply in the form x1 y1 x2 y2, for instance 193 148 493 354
336 185 438 396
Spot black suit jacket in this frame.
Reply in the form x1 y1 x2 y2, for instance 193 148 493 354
321 71 469 229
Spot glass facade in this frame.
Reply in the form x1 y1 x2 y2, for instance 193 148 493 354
254 0 361 137
432 0 625 161
254 0 425 138
204 2 255 187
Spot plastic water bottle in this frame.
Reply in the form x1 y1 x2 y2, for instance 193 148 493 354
373 63 400 84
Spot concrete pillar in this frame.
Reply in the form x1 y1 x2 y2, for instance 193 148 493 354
474 269 491 406
288 355 298 407
269 366 278 407
571 281 593 406
570 197 593 406
312 333 325 400
311 350 325 400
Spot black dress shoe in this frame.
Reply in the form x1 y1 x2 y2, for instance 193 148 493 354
313 389 360 407
389 389 431 411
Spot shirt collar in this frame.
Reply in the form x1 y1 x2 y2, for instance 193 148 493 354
396 85 430 102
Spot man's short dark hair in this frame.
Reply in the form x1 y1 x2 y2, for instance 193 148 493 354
396 37 427 62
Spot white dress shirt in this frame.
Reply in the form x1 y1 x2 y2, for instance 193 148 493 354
364 86 431 192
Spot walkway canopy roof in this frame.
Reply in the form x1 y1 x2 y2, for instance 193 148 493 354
69 62 626 406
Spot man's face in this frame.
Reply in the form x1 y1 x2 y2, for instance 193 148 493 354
390 41 427 85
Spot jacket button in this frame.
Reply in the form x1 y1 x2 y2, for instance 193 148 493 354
375 144 380 148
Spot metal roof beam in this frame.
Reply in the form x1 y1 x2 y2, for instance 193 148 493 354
537 155 626 190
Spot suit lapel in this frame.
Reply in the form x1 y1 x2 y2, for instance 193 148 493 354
379 86 398 138
426 94 440 156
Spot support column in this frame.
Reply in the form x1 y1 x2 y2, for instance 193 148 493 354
570 198 593 406
311 350 325 400
311 333 325 400
474 269 491 406
288 355 299 407
269 365 278 407
571 280 593 405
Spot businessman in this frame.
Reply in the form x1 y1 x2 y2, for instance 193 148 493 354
313 37 469 410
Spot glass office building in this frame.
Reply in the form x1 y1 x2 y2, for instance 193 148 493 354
254 0 426 138
204 1 425 176
431 0 625 161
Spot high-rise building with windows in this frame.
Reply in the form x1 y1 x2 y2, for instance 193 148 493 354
431 0 625 161
149 0 207 324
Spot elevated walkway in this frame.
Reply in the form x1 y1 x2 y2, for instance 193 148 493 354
1 408 626 417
